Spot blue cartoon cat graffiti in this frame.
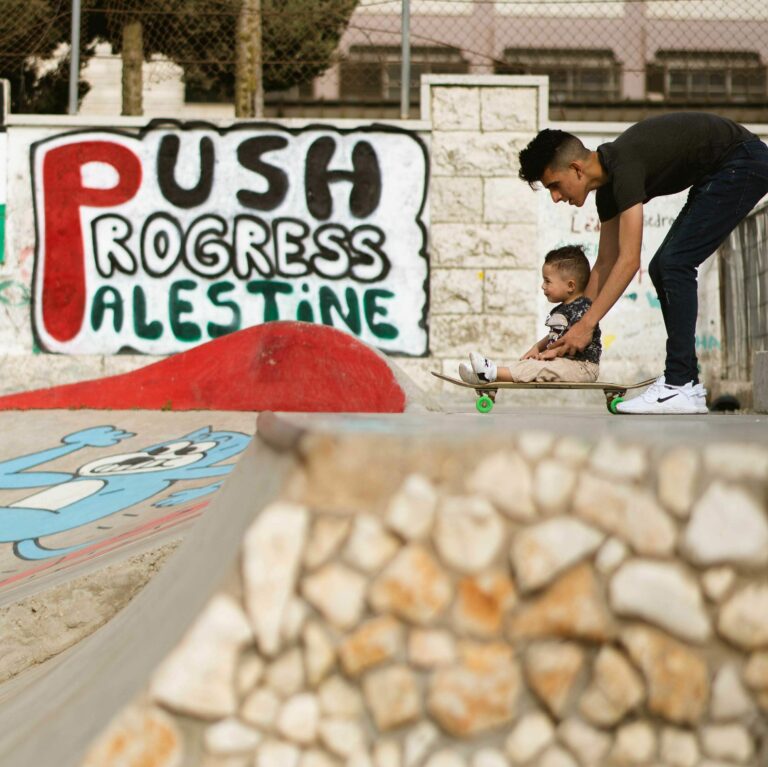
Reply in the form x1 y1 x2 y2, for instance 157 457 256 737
0 425 250 560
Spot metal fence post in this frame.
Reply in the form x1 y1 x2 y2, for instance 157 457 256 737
68 0 81 115
400 0 411 119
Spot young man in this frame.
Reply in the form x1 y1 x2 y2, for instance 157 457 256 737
518 113 768 414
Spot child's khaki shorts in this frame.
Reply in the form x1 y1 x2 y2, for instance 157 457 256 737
505 358 599 383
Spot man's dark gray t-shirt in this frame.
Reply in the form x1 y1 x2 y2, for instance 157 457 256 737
595 113 757 222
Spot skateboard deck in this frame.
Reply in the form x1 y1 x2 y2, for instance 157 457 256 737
431 371 657 414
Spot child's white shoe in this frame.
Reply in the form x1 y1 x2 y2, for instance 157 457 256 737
458 362 480 384
469 352 498 383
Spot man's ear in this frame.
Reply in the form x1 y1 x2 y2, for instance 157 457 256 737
571 160 585 179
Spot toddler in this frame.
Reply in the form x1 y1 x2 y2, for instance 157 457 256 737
460 245 601 384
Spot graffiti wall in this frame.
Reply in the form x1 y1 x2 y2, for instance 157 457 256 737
1 96 742 394
0 129 5 265
31 122 429 356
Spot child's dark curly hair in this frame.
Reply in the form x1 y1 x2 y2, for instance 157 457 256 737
545 245 591 292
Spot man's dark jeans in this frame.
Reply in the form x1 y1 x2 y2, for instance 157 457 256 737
648 139 768 386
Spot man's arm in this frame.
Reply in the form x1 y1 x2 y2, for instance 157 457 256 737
584 215 620 300
542 203 643 358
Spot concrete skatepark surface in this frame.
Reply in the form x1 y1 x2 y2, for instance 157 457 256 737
0 325 767 766
0 426 293 766
0 410 257 607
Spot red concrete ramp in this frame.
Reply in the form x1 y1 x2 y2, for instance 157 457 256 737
0 322 406 412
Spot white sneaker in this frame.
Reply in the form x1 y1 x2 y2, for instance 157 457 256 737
617 377 709 414
458 362 480 384
693 382 709 412
469 351 497 383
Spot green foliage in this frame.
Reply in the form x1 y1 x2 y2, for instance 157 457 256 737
0 0 358 112
86 0 358 97
0 0 90 113
260 0 358 91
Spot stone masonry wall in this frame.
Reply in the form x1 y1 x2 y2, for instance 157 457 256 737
81 429 768 767
398 76 548 393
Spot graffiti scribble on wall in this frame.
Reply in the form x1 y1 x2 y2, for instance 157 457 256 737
31 121 429 355
0 131 5 265
0 425 250 560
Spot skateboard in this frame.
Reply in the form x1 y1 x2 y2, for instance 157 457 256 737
431 371 657 414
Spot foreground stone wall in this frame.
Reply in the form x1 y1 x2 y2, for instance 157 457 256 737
81 429 768 767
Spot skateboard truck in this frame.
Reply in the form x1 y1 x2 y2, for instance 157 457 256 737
476 387 627 415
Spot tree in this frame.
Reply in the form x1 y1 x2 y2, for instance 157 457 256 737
259 0 358 92
84 0 183 115
85 0 358 116
196 0 360 116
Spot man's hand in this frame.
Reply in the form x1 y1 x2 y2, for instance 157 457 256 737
539 319 594 359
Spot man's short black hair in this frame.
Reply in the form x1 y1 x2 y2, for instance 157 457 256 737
544 245 591 292
518 129 589 188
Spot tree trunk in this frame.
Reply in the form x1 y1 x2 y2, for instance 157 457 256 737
235 0 263 118
122 19 144 116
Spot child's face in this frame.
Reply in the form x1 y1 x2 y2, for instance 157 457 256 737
541 263 574 303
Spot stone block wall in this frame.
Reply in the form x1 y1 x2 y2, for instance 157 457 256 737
81 428 768 767
396 76 548 393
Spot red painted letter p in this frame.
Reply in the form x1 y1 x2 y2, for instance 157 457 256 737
41 141 142 343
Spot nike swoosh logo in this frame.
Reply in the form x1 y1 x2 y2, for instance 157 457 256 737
657 393 680 403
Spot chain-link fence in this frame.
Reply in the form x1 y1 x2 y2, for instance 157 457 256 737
343 0 768 121
2 0 768 119
719 202 768 382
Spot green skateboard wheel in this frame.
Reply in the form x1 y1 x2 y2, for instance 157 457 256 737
609 396 624 414
476 395 494 414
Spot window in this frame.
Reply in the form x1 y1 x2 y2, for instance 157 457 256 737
497 49 621 103
340 46 469 103
646 51 766 102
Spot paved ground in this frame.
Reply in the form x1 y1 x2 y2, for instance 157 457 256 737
0 411 257 607
289 399 768 444
0 432 294 767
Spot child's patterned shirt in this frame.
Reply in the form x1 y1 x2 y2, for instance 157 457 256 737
545 296 602 363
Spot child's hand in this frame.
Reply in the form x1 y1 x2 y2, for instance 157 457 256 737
520 344 542 360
